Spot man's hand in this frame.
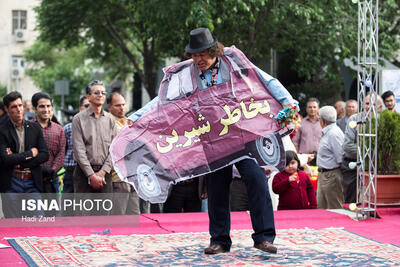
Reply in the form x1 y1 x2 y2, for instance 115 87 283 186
264 168 271 175
307 154 315 163
283 103 294 109
89 174 106 190
31 147 38 157
275 103 299 130
302 164 313 178
5 148 20 168
96 169 106 178
127 119 134 127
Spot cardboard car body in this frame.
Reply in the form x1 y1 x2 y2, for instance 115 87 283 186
110 46 287 203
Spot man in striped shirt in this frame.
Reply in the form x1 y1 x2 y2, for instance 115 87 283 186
31 92 66 192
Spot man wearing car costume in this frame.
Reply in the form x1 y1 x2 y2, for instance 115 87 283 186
110 28 296 254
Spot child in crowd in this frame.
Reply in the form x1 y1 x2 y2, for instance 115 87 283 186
272 150 317 210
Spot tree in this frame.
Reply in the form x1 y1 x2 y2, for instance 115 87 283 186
186 0 400 107
35 0 194 99
0 83 7 99
24 41 94 109
35 0 400 107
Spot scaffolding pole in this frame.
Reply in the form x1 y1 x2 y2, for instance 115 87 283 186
356 0 379 219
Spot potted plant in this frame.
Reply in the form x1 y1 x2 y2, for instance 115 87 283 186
364 109 400 205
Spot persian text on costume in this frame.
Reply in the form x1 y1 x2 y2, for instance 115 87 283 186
156 98 273 154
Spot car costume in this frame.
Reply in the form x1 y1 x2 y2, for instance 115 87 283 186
111 27 297 254
111 46 294 203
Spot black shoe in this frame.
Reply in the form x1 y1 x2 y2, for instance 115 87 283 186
204 244 229 254
254 241 277 254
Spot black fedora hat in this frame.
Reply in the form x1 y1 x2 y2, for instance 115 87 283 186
185 28 218 54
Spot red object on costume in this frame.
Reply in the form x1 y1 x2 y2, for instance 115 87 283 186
289 130 297 139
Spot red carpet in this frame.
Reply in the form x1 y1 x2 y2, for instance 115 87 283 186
1 208 399 266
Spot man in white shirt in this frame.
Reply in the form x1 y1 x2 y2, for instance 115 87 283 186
317 106 344 209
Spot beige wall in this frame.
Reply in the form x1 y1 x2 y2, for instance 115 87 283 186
0 0 40 100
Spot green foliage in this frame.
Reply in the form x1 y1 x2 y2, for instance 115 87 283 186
35 0 193 99
0 83 7 99
24 41 93 109
177 0 400 103
364 110 400 174
377 110 400 174
34 0 400 103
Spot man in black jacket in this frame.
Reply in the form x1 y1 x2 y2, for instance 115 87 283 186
0 91 49 218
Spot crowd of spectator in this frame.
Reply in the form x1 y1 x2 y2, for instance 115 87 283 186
0 87 397 218
231 92 393 212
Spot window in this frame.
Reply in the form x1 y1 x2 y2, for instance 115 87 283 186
12 10 27 34
160 64 195 104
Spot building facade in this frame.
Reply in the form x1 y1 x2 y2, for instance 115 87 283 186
0 0 40 99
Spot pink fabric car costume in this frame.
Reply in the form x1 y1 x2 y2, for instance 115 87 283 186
110 46 288 203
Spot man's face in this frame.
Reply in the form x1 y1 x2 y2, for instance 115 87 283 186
306 101 319 117
365 96 371 111
88 84 106 106
34 98 52 122
191 50 217 71
79 98 90 112
384 95 395 111
365 95 382 112
24 100 32 110
334 102 344 118
108 94 126 119
345 101 357 117
5 98 24 124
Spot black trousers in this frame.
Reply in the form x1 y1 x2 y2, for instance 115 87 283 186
230 179 249 211
341 157 357 203
206 159 275 251
163 178 201 213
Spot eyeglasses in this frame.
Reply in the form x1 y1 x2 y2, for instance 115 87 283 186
92 90 107 96
84 104 90 108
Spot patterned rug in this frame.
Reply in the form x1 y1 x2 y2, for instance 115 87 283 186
8 228 400 266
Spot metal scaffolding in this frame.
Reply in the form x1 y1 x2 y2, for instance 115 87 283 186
356 0 379 219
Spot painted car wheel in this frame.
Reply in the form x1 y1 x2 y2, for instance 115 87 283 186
137 163 162 198
254 133 280 166
123 140 176 203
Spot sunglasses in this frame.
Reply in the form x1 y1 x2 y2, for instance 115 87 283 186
84 104 90 108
